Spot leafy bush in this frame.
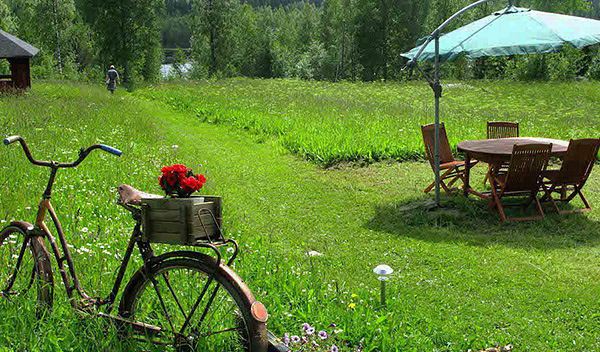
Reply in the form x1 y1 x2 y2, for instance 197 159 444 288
546 44 585 80
586 53 600 80
292 41 327 80
504 54 547 81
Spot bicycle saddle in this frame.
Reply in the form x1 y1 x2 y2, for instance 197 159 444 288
117 184 162 205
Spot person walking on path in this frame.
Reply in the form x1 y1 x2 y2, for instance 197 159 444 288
106 65 120 94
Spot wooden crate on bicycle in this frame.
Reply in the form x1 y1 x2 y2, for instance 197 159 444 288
140 196 223 245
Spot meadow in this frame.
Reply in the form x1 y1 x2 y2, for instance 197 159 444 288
136 78 600 166
0 80 599 351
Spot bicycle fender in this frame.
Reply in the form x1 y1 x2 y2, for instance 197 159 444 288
140 250 261 308
143 250 218 272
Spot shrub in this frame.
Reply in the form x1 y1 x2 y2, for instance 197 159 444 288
546 44 585 81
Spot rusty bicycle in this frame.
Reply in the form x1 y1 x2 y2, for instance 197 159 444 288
0 135 284 351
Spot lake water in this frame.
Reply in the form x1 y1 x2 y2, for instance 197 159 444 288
160 62 193 78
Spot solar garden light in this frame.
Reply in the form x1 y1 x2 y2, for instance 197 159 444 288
373 264 393 306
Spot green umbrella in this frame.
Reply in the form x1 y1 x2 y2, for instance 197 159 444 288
403 6 600 63
402 0 600 206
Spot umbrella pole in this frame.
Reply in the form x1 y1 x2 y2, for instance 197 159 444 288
406 0 497 206
434 35 441 206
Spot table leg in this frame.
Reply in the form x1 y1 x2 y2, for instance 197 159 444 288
464 153 471 198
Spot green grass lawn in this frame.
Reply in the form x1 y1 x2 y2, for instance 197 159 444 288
135 78 600 166
0 81 600 351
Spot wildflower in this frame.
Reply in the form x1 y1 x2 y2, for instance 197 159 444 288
306 327 315 335
81 227 89 233
318 330 329 340
351 293 358 298
306 250 323 257
302 323 311 331
328 323 337 328
283 333 290 345
331 345 339 352
291 335 301 344
348 303 356 309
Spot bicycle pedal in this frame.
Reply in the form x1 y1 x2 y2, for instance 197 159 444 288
74 297 100 313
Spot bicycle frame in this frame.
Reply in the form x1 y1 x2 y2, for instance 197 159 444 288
11 189 141 313
2 135 130 310
2 135 287 351
12 182 240 314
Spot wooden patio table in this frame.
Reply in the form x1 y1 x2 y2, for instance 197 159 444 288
457 137 569 198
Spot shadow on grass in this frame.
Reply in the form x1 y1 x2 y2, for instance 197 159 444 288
366 194 600 250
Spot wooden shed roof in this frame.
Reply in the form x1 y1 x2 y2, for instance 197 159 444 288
0 30 39 59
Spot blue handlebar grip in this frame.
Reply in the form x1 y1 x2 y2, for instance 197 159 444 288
4 136 19 145
100 144 123 157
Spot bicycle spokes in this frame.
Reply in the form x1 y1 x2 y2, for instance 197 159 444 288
128 266 250 351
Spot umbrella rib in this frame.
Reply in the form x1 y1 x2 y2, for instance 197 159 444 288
525 14 568 46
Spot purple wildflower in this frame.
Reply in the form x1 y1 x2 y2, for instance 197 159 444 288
318 330 329 340
328 323 337 328
283 333 290 345
306 327 315 335
302 323 311 331
331 345 339 352
291 335 301 344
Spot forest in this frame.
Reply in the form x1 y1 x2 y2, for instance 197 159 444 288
0 0 599 83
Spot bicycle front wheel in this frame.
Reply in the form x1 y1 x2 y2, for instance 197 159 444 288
118 251 268 351
0 224 54 318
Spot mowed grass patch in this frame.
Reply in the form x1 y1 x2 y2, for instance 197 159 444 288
0 82 600 351
136 78 600 166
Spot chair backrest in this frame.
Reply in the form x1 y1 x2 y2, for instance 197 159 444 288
421 123 455 168
503 143 551 194
487 121 519 139
555 138 600 185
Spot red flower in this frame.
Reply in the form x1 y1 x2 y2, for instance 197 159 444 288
158 164 206 197
172 164 187 173
166 172 178 186
180 176 201 194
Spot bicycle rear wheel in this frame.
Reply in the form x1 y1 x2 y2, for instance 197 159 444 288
118 251 268 351
0 225 54 318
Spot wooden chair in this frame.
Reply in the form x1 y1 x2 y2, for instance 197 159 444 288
484 121 520 184
487 121 519 139
421 123 476 195
488 143 551 222
540 138 600 214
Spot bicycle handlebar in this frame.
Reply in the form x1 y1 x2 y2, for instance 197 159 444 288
3 135 20 145
4 135 122 168
99 144 123 157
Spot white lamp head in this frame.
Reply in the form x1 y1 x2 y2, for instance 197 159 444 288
373 264 394 281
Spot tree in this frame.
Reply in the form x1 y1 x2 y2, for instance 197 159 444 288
353 0 386 80
0 0 16 32
192 0 237 75
80 0 163 83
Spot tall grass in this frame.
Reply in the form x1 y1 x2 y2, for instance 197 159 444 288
1 82 600 351
136 78 600 165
